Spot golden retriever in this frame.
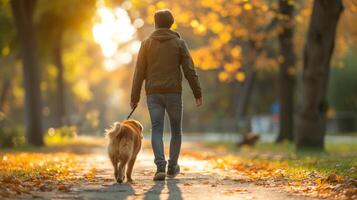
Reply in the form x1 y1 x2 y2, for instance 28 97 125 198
105 120 143 183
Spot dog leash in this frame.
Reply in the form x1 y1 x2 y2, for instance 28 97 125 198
126 106 137 120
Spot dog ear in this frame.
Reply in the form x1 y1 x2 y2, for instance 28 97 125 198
105 122 122 140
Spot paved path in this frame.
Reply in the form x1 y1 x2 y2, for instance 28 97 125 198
27 143 317 200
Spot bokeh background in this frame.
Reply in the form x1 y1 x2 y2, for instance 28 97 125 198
0 0 356 148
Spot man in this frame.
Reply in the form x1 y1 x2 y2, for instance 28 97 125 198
130 9 202 181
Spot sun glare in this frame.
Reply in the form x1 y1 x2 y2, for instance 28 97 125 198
92 1 143 71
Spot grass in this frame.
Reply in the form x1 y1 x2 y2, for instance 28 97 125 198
204 141 357 179
0 137 105 198
0 136 106 154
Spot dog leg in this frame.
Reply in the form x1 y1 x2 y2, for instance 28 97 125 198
117 161 127 183
110 157 119 181
126 156 137 183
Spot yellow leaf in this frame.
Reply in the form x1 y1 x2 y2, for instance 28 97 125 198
218 72 229 82
261 5 269 12
190 19 199 28
219 32 231 43
235 72 246 82
155 1 167 9
2 46 10 56
224 63 240 72
171 22 178 30
211 22 224 33
197 24 207 34
72 80 92 102
243 3 253 10
231 47 241 58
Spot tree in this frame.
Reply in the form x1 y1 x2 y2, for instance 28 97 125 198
10 0 43 146
37 0 96 126
275 0 296 142
296 0 343 150
53 29 66 126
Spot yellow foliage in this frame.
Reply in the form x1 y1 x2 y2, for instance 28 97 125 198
12 85 24 100
200 0 216 8
171 22 178 30
84 166 97 179
235 71 246 82
243 3 253 11
218 71 229 82
0 153 76 196
206 12 219 22
232 6 242 16
260 4 269 12
224 63 234 72
210 38 223 49
1 46 10 56
192 47 220 70
224 62 241 73
0 139 106 198
234 28 248 38
255 53 279 72
134 0 332 83
146 5 156 24
155 1 167 9
196 24 207 34
219 32 231 43
175 12 193 24
131 0 143 8
190 19 199 28
72 80 92 102
210 22 224 34
231 47 242 58
47 64 58 78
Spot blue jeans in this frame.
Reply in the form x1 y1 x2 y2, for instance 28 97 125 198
147 93 182 168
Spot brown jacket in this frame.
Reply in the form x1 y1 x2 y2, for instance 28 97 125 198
131 28 202 103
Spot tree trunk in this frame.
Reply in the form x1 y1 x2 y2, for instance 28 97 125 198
296 0 343 150
0 55 15 112
235 41 260 132
53 32 66 126
233 18 278 134
236 70 256 122
276 0 296 143
10 0 44 146
0 79 11 112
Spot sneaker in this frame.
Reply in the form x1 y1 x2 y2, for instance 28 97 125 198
153 166 166 181
167 165 180 178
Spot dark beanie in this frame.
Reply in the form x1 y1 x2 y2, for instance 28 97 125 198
154 9 174 29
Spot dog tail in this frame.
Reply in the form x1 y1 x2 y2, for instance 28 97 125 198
105 122 122 140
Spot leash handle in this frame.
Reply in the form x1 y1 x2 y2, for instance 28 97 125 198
126 105 137 120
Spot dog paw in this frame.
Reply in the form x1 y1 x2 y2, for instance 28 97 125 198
127 179 134 183
117 178 124 183
116 175 125 183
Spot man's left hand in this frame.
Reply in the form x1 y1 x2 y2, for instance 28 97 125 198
130 102 138 109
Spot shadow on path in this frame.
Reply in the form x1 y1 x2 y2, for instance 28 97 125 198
144 179 182 200
167 179 182 200
82 182 136 199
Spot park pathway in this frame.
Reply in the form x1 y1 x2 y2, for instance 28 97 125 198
26 142 317 200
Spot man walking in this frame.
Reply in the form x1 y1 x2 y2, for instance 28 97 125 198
130 9 202 181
